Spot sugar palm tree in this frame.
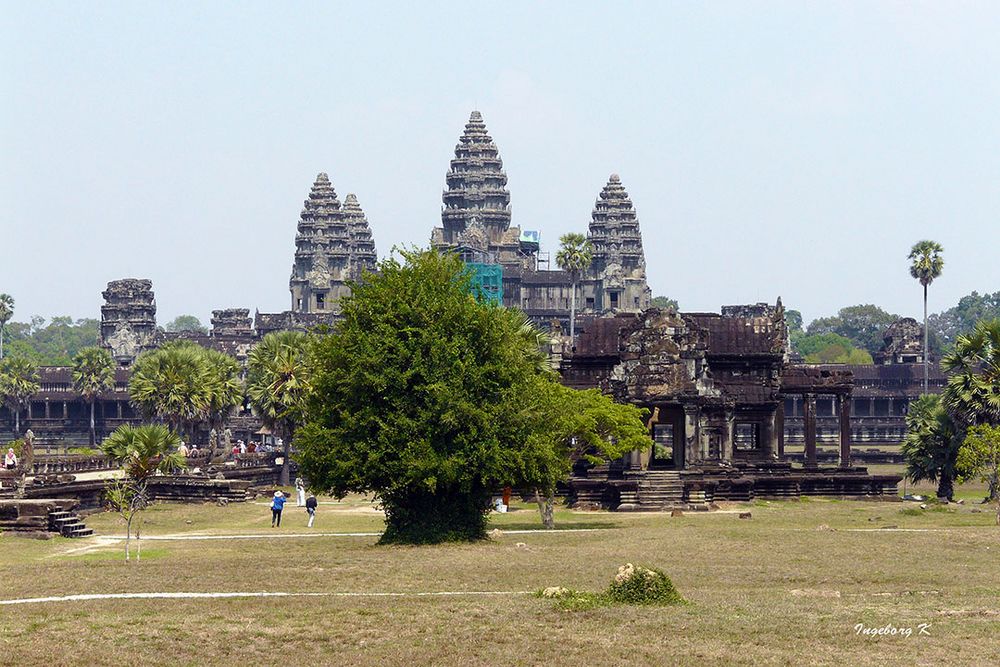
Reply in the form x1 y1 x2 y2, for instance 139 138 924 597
555 233 593 340
941 318 1000 426
247 331 310 485
0 294 14 360
128 341 211 439
908 240 944 393
200 347 244 451
72 347 116 446
902 394 961 500
0 356 39 434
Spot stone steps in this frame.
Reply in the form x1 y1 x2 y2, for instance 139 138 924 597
636 470 684 509
48 509 93 538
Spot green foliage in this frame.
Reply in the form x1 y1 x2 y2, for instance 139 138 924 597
297 249 608 543
128 341 241 437
72 347 116 401
555 233 593 276
902 394 961 500
908 240 945 288
941 319 1000 426
100 423 185 482
0 356 40 432
785 309 803 334
793 332 873 364
651 296 679 311
0 294 13 359
805 305 899 357
956 424 1000 503
928 291 1000 352
1 317 99 365
607 563 684 606
164 315 208 334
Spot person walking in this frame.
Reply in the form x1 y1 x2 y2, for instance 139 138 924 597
295 477 306 506
305 494 318 528
271 491 287 527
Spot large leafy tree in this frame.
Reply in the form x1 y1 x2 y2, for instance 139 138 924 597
0 294 13 360
101 424 185 561
909 240 945 393
902 394 961 500
0 356 40 434
297 249 615 543
518 379 649 528
957 425 1000 514
164 315 208 334
128 341 212 439
0 317 100 365
794 332 873 364
246 331 310 485
555 233 593 339
651 296 679 311
72 347 116 446
806 304 899 357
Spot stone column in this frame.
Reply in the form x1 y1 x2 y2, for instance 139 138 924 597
116 401 122 419
44 400 51 419
683 404 700 468
839 393 852 468
804 394 817 468
62 401 68 420
775 400 785 460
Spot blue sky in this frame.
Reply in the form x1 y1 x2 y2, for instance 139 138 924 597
3 2 998 325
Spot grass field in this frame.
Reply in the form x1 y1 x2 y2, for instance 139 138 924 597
1 475 998 666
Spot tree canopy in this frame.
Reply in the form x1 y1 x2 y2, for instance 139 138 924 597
164 315 208 334
651 296 679 311
805 304 899 357
296 249 648 543
1 317 99 365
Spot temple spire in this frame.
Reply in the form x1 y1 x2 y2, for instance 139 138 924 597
588 173 646 274
343 193 377 278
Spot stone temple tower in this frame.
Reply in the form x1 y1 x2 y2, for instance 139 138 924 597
289 173 376 314
99 278 160 366
581 174 651 313
431 111 534 270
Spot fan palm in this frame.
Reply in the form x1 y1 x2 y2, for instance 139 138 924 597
0 294 13 360
901 394 961 500
941 318 1000 426
247 331 310 485
908 240 944 393
555 233 593 340
0 356 39 434
199 347 244 450
72 347 116 446
128 341 212 439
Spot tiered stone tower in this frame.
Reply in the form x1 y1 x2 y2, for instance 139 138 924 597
99 279 160 366
289 173 377 314
580 174 651 313
431 111 535 270
343 193 377 280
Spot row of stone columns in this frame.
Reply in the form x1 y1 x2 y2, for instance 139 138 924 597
801 393 852 469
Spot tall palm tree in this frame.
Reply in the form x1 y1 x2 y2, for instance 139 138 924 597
128 341 211 439
0 294 14 360
200 348 244 452
908 240 944 393
555 233 593 340
247 331 310 485
0 356 40 434
72 347 116 446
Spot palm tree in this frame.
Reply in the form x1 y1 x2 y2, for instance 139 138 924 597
72 347 116 446
0 294 13 360
555 233 593 340
901 394 961 500
247 331 310 485
941 318 1000 426
908 240 944 393
199 348 243 452
101 423 185 561
128 341 211 439
0 356 40 434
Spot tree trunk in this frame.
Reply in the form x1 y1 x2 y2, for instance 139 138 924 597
936 472 953 501
569 279 577 340
89 400 96 447
124 515 132 562
534 488 555 529
279 423 291 486
923 283 929 395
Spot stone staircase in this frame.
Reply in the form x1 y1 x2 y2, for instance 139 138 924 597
637 469 684 510
47 509 94 538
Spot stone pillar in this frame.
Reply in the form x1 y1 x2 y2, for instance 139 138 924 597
804 394 817 468
766 410 779 460
62 401 68 420
868 398 874 417
839 394 852 468
116 401 122 419
683 404 700 468
44 400 51 419
776 400 785 460
888 397 895 417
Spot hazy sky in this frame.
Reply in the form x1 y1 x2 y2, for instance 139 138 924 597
3 2 999 327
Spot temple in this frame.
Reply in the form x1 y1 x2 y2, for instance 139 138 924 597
289 173 377 316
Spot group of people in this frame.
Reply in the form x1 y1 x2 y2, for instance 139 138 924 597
270 476 317 528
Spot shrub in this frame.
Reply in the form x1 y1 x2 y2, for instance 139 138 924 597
606 563 684 606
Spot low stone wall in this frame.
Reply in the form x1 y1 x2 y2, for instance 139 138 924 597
0 498 79 533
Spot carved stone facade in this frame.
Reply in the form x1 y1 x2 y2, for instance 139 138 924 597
98 279 160 367
289 173 377 315
874 317 925 365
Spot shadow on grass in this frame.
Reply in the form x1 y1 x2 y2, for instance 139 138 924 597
488 521 623 531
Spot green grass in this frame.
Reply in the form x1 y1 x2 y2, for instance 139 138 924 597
0 495 998 666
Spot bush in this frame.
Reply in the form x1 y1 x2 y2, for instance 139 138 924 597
606 563 684 606
6 439 24 457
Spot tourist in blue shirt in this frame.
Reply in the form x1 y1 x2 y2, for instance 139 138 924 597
271 491 287 527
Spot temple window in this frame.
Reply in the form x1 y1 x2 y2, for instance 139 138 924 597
734 423 761 451
586 297 595 309
316 293 326 310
